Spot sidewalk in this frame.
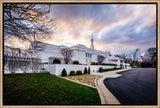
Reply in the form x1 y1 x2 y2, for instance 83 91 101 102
92 68 133 104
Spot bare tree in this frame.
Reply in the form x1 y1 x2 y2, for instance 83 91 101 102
131 48 140 66
6 46 31 72
4 4 55 43
115 53 128 63
32 57 42 71
97 55 105 65
121 53 127 60
7 55 19 73
105 51 112 56
114 54 121 58
18 57 31 73
4 45 43 73
145 47 156 67
61 48 73 64
28 41 46 55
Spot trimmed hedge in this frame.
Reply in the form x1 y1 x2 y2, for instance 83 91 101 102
61 69 67 76
111 60 118 62
70 71 76 76
53 58 61 64
84 67 88 74
102 67 122 72
99 67 103 72
91 62 98 65
141 62 152 67
76 70 82 75
91 62 117 66
73 60 79 64
101 63 117 66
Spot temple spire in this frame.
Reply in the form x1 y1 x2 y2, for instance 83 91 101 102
90 33 94 49
33 30 36 41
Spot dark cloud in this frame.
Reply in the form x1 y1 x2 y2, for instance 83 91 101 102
49 4 156 54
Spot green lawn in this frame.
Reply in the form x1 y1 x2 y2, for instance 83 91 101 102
4 73 101 105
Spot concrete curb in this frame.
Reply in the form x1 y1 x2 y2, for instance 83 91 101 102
94 75 105 104
97 76 120 104
57 76 96 88
94 68 134 104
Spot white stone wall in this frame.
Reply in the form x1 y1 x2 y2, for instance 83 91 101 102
89 65 115 72
43 64 116 76
45 64 86 76
4 63 130 74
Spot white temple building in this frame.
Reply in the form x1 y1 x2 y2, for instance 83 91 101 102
34 34 127 67
4 34 130 74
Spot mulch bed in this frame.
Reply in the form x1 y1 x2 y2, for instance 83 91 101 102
65 74 100 87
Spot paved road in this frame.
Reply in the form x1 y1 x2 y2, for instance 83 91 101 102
103 68 157 105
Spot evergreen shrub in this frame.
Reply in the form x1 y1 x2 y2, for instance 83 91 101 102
61 69 67 76
70 71 76 76
84 67 88 74
76 70 82 75
73 60 79 64
53 58 61 64
99 67 103 72
91 62 98 65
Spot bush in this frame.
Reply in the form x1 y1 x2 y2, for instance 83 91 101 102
53 58 61 64
91 62 98 65
73 60 79 64
99 67 103 72
102 67 122 72
118 67 122 69
141 62 152 67
88 68 90 74
70 71 76 76
76 70 82 75
84 67 88 74
111 60 118 62
61 69 67 76
103 68 114 72
113 67 117 69
102 63 117 66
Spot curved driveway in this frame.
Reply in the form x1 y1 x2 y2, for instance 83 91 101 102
104 68 157 105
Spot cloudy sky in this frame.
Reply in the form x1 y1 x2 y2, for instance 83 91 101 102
45 4 156 55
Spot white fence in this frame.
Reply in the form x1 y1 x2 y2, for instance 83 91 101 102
43 64 116 76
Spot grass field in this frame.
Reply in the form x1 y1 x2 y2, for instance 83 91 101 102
4 73 101 105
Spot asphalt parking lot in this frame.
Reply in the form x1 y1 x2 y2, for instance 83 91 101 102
104 68 157 105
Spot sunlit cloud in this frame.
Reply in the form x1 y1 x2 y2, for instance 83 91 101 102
10 4 156 55
47 4 157 54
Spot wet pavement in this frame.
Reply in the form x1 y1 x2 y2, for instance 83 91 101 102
103 68 157 105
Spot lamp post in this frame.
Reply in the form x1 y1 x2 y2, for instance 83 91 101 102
86 58 87 65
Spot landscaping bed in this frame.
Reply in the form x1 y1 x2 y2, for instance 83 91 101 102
64 74 100 87
98 67 123 72
4 73 101 105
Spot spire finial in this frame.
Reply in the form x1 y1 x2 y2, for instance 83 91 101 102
33 30 36 41
90 33 94 49
91 33 93 38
